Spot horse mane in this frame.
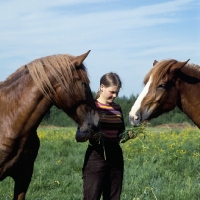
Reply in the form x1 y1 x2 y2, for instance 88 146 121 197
143 59 200 90
143 59 177 86
27 54 90 101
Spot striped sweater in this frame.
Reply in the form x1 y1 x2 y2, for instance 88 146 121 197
95 100 125 142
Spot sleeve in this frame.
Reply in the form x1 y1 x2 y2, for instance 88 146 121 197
75 127 90 142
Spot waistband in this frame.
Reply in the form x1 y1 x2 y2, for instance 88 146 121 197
89 139 119 146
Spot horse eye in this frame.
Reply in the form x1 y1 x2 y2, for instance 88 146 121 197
157 84 166 89
82 83 87 88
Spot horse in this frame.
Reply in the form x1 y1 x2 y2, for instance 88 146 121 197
128 59 200 127
0 50 99 200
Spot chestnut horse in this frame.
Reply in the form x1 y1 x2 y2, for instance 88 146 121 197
128 59 200 127
0 51 99 200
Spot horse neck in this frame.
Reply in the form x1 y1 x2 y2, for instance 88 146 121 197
177 67 200 128
0 69 52 133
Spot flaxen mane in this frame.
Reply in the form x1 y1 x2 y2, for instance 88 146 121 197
27 54 90 101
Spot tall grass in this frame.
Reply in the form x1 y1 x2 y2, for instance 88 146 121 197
0 126 199 200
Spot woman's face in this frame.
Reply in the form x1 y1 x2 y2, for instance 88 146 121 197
100 84 120 104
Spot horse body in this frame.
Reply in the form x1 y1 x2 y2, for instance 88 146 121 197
0 51 99 200
0 70 48 176
129 59 200 128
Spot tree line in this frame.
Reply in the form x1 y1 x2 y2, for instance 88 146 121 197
42 93 194 127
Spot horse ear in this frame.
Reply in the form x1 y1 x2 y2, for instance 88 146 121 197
171 59 190 73
72 50 91 66
153 60 158 66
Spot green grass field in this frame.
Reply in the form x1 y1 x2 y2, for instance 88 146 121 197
0 126 199 200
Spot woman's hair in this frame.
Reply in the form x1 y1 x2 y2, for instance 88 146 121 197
95 72 122 99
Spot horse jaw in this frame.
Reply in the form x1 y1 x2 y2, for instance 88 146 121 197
129 77 152 126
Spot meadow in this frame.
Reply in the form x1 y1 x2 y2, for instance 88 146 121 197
0 126 199 200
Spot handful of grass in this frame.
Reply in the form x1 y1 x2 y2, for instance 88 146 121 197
119 123 147 143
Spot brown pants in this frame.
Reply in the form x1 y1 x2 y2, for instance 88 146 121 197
82 142 124 200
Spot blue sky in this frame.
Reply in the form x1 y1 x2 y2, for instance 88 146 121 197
0 0 199 97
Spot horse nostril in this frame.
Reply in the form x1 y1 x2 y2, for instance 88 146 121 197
88 123 92 128
135 113 140 121
134 115 139 120
129 113 139 121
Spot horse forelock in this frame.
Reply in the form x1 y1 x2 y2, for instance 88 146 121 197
27 54 89 101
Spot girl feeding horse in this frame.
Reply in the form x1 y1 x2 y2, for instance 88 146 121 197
76 72 126 200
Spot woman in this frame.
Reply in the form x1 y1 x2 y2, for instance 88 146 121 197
76 72 125 200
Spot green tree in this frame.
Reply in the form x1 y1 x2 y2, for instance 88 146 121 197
42 93 193 127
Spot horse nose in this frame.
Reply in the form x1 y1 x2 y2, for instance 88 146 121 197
134 114 139 120
129 113 141 126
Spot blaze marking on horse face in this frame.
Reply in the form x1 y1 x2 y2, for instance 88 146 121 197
129 76 152 120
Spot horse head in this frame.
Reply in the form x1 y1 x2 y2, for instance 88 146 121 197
27 51 99 133
129 59 189 126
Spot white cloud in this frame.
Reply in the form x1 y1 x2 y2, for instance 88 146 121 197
0 0 199 96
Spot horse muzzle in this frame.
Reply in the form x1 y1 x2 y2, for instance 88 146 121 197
129 113 141 126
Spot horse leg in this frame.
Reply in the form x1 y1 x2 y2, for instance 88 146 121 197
12 133 40 200
12 163 34 200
